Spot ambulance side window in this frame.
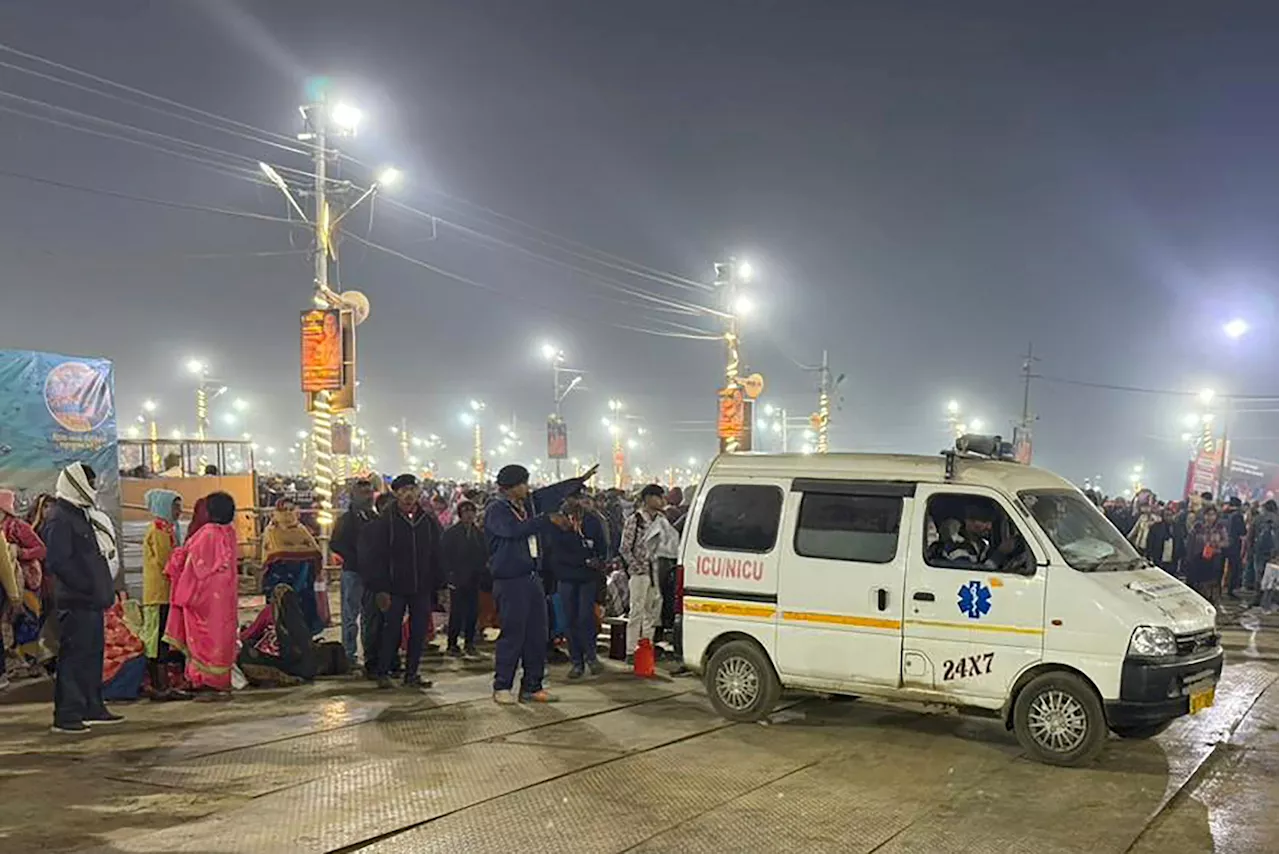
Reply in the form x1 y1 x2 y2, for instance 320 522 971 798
697 484 783 553
794 493 902 564
924 493 1029 573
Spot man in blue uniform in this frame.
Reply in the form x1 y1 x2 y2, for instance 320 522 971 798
486 463 597 704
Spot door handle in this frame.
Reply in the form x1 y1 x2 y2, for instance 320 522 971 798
912 591 935 602
876 588 888 611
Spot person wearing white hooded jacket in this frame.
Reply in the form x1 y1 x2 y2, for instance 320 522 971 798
39 462 123 733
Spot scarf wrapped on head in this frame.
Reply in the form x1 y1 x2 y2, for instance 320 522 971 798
55 462 119 578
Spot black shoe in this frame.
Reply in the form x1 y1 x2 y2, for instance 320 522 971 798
84 711 125 726
376 676 395 690
404 674 433 690
587 659 605 676
567 665 584 680
463 645 482 661
51 721 91 734
446 646 463 658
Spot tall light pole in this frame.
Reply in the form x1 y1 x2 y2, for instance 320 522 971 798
816 349 832 454
605 399 625 488
542 342 584 479
142 399 161 472
460 400 486 482
714 259 753 453
261 91 399 529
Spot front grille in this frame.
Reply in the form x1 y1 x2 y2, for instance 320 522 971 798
1175 630 1220 657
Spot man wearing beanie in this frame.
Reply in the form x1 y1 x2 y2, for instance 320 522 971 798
486 462 598 704
362 473 443 691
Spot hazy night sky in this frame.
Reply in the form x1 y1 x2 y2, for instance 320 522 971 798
0 1 1274 495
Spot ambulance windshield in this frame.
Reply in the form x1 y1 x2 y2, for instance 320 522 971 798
1019 489 1142 572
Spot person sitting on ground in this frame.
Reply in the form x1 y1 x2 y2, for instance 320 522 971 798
260 498 325 636
238 584 317 687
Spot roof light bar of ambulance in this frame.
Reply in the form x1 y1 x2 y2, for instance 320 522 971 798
955 433 1014 459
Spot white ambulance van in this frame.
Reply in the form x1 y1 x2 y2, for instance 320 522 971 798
676 438 1223 766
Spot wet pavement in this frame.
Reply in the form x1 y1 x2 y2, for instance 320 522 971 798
0 650 1274 854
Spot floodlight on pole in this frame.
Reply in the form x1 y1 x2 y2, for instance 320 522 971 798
1223 318 1248 339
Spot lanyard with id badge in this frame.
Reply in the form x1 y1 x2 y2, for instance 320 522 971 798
509 499 539 561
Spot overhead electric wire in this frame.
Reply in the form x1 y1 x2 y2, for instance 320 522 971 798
1 40 719 303
0 40 305 150
0 167 304 225
0 88 285 177
345 232 721 341
0 103 270 187
0 58 310 158
380 197 723 318
1036 375 1279 401
385 196 712 295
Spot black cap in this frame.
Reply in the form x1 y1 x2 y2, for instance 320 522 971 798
639 483 665 500
390 474 418 491
496 464 530 488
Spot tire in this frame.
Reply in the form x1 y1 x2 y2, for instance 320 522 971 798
704 639 780 722
1012 672 1107 767
1110 720 1173 740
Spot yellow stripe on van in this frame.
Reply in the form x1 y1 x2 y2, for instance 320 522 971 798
905 618 1044 636
781 611 901 631
684 598 776 619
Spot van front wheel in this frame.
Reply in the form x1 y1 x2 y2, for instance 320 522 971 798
705 640 780 722
1110 720 1173 740
1012 672 1106 767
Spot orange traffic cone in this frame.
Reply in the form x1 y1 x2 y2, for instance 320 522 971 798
633 638 656 678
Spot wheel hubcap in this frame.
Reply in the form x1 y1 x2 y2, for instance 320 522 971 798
715 655 759 711
1027 689 1089 753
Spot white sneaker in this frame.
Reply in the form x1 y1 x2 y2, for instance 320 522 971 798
492 689 517 705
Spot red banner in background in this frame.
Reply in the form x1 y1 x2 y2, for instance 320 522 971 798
547 418 568 460
1185 442 1223 499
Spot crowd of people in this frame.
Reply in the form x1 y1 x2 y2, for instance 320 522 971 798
0 457 699 730
1092 489 1279 611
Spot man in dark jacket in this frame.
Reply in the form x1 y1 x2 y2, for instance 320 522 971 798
485 463 597 705
330 479 376 668
362 474 443 690
41 462 121 733
1224 497 1248 595
544 495 609 679
356 492 399 678
441 500 488 658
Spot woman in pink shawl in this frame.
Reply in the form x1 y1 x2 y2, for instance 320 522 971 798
163 492 239 698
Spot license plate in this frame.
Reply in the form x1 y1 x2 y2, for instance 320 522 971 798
1189 686 1215 714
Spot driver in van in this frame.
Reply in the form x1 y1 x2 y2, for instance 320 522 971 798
932 502 1022 570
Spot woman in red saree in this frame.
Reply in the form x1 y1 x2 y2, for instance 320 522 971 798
163 492 239 696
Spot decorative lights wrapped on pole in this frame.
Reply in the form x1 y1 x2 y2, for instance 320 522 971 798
714 259 753 453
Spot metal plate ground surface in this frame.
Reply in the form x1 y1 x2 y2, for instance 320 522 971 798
2 654 1274 854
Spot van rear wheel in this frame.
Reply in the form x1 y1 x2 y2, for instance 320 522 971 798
705 640 780 722
1012 672 1106 767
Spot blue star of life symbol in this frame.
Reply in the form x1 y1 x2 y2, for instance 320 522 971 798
957 580 992 620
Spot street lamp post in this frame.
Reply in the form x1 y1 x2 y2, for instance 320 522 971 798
714 259 753 453
260 93 400 530
543 343 584 479
460 400 486 482
142 399 160 472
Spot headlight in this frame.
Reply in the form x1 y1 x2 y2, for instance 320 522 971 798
1128 625 1177 658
